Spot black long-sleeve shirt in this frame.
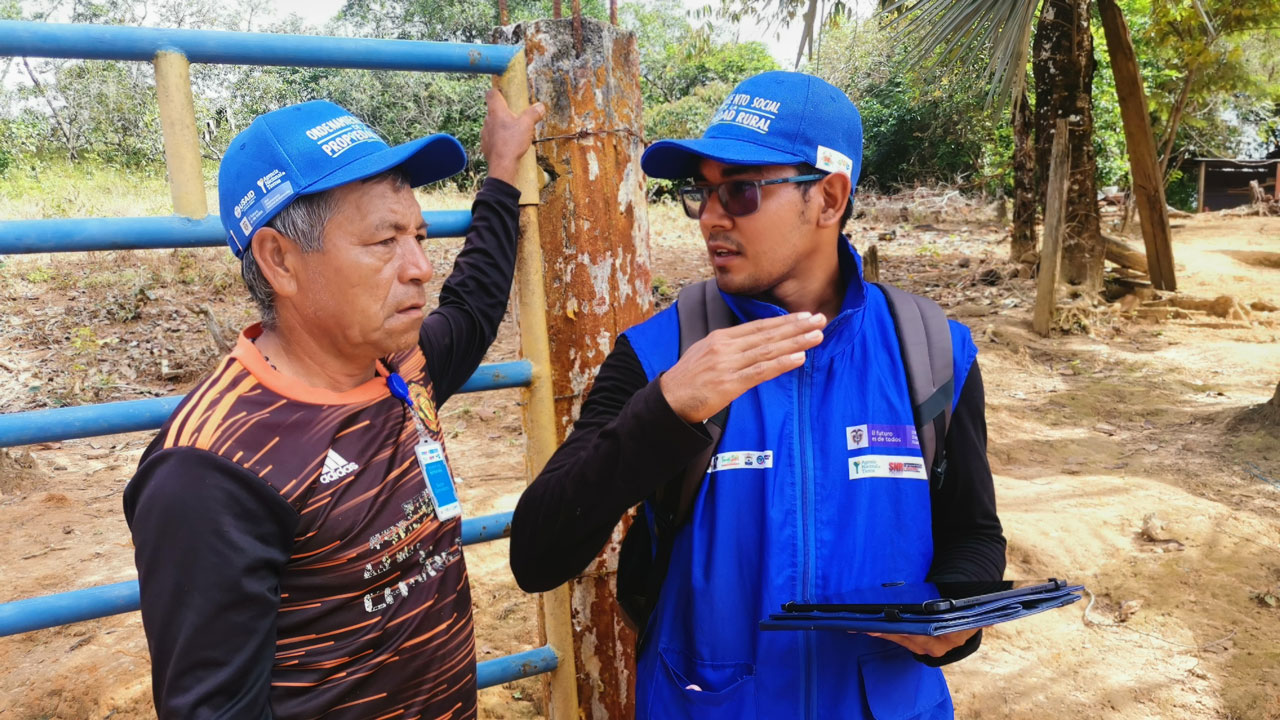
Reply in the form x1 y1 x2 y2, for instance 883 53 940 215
510 333 1006 665
123 177 520 719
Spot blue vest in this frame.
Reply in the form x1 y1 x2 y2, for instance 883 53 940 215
623 240 977 720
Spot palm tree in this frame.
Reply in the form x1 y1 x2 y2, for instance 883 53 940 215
885 0 1174 291
885 0 1103 287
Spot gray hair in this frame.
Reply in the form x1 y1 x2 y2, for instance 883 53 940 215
240 167 412 329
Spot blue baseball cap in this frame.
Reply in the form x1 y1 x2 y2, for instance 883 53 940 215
642 71 862 199
218 99 467 258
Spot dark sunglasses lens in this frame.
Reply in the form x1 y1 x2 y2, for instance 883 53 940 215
720 181 760 217
679 188 707 219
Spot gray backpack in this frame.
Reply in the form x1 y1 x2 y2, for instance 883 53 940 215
617 279 956 641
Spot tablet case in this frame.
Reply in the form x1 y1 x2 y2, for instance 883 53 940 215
760 585 1085 636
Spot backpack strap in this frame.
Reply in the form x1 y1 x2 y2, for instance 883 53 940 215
622 281 735 641
873 282 954 490
656 280 735 527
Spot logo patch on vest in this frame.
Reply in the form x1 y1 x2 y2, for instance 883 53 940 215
846 424 920 451
709 450 774 472
848 454 928 480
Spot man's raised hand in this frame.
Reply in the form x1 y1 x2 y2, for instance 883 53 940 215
660 312 826 424
481 88 546 186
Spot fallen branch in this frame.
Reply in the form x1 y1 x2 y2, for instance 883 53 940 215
1103 234 1148 273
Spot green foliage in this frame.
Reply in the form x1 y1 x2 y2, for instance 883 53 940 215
1085 0 1280 207
1126 0 1280 161
1088 44 1131 190
623 0 777 109
693 0 854 69
620 0 779 196
815 19 1007 193
4 0 1276 206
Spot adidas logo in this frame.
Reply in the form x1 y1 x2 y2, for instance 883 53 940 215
320 449 359 484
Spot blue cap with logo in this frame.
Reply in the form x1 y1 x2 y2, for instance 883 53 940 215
218 99 467 258
641 71 862 198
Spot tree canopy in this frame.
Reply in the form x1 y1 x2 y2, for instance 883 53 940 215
1 0 1276 208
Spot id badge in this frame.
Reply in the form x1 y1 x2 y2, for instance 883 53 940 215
414 440 462 521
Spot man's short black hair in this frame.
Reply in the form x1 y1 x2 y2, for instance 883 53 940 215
795 163 854 233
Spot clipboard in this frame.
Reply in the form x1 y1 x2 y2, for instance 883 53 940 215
760 579 1085 636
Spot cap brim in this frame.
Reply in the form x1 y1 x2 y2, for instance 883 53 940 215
305 133 468 195
641 137 806 180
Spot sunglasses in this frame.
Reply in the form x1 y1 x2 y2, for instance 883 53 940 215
678 173 825 219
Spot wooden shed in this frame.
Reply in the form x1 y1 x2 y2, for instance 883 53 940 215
1193 157 1280 211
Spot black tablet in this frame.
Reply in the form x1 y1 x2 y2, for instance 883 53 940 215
781 579 1069 615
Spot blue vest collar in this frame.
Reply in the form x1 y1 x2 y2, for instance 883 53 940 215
720 235 866 322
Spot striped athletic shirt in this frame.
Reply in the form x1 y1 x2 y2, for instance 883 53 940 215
124 178 519 719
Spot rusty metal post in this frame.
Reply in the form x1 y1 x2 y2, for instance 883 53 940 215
571 0 584 55
497 49 581 720
496 18 651 720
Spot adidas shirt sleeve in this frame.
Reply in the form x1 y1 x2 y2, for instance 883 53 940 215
125 447 300 719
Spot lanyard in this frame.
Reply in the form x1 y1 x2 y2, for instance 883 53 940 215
386 372 432 443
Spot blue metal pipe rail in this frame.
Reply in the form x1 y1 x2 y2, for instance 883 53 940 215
476 645 559 689
0 210 474 254
0 21 519 74
0 510 513 636
0 360 531 448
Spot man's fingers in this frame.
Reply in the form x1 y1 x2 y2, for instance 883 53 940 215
485 87 508 116
701 313 825 366
726 322 822 368
717 311 825 341
732 348 808 389
870 632 966 658
522 102 547 125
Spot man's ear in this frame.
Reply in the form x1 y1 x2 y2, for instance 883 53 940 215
250 226 301 300
816 172 852 230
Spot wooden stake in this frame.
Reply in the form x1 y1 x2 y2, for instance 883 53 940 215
1197 160 1206 213
865 244 880 282
497 48 581 720
153 51 208 219
1034 120 1070 337
1098 0 1175 290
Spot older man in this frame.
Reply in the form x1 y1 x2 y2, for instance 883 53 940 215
124 89 543 719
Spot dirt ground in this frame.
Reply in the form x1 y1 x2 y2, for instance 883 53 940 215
1 192 1277 719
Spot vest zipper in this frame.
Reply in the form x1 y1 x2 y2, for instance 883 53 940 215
799 356 817 720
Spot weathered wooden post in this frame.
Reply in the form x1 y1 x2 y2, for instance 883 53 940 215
1097 0 1176 291
497 17 651 719
1197 160 1207 212
1034 120 1070 337
864 244 880 282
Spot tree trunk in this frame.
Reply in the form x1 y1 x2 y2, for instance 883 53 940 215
1034 0 1103 290
1157 68 1196 180
1011 87 1037 262
497 18 651 719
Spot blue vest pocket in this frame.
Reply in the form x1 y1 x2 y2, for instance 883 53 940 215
859 648 951 719
649 645 758 718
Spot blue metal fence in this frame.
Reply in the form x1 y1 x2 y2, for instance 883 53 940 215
0 20 519 72
0 210 474 254
0 19 561 698
0 360 532 448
